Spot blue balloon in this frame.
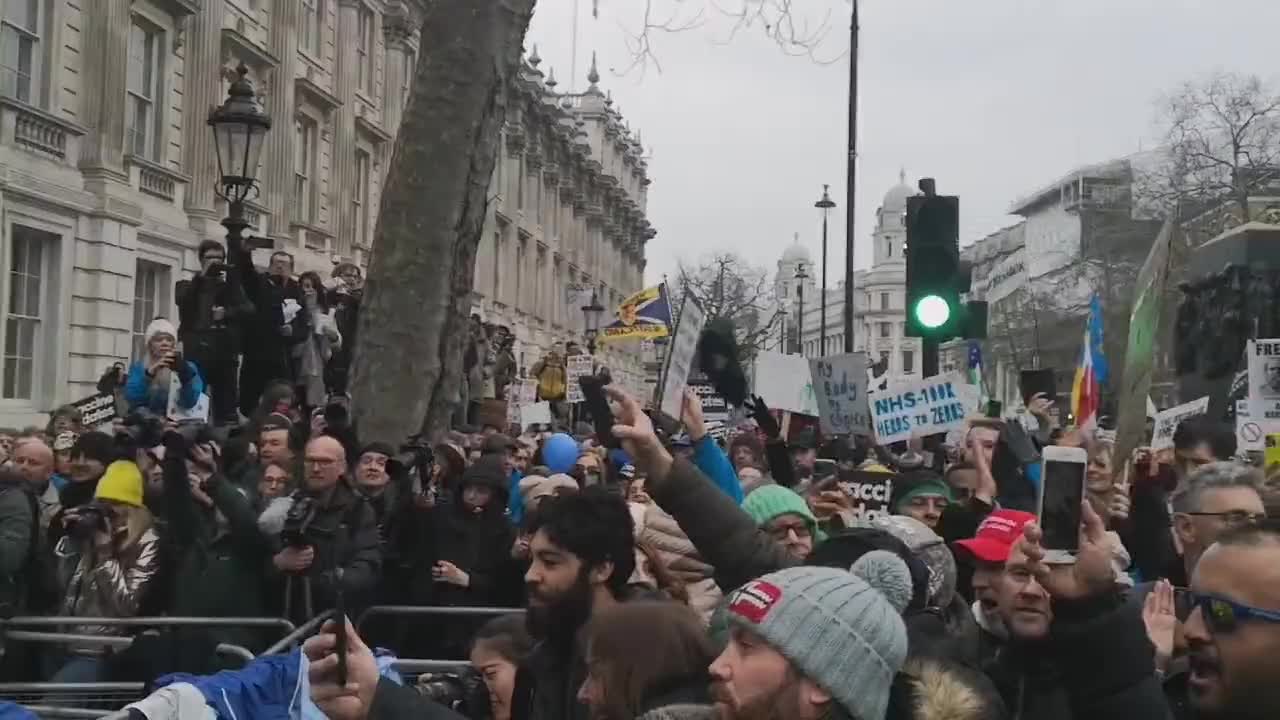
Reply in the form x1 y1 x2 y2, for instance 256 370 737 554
543 433 580 474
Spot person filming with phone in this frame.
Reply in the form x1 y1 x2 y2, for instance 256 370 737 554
176 239 254 425
124 318 205 416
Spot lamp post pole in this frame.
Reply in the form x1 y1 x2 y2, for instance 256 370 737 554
208 64 272 253
795 262 808 355
815 185 836 357
843 0 860 354
582 290 605 355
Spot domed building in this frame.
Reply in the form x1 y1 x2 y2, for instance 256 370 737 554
770 173 922 383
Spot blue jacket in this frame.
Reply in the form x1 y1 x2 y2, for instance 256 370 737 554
507 470 524 524
692 435 743 504
125 360 204 415
158 649 302 720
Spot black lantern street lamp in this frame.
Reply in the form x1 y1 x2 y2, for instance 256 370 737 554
814 185 836 357
582 290 606 355
208 64 272 251
795 262 808 355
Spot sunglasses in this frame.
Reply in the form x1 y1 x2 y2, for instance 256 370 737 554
1177 589 1280 633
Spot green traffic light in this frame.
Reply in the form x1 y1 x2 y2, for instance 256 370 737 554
914 295 950 329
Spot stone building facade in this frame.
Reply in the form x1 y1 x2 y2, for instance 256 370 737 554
0 0 653 426
468 52 653 395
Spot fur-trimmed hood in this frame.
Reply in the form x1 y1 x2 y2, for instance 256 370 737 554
635 705 717 720
888 657 1006 720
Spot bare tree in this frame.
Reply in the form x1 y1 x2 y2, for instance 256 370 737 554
1141 72 1280 223
672 252 783 362
350 0 536 444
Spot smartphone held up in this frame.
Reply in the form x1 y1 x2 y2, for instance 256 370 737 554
1038 445 1087 561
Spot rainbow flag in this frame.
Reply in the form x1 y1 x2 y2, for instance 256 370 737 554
1071 295 1107 429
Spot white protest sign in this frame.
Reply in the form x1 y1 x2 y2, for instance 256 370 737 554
521 401 552 427
1236 400 1267 454
809 353 871 436
868 372 978 444
565 355 594 404
1247 339 1280 425
659 294 706 420
507 400 523 428
1151 396 1210 451
517 379 539 405
752 351 819 416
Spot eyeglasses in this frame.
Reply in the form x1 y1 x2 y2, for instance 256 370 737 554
1182 511 1266 527
767 522 812 542
1184 590 1280 633
305 457 339 468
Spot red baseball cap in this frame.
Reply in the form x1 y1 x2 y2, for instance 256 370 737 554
953 510 1037 564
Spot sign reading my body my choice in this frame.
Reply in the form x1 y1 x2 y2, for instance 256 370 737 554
868 372 978 444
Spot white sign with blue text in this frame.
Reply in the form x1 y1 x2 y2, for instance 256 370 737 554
868 372 979 444
809 353 871 436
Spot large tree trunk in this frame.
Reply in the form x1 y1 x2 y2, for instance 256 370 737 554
351 0 536 444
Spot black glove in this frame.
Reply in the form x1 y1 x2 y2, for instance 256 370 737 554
745 395 781 439
175 355 194 384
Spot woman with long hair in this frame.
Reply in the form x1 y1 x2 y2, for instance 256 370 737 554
577 602 717 720
294 271 341 411
49 460 160 683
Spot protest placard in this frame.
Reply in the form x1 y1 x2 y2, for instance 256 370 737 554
167 375 210 423
867 372 978 444
517 378 539 405
1151 396 1210 450
659 294 706 420
566 355 594 404
688 382 729 424
752 350 819 416
809 353 871 436
1247 339 1280 424
507 400 522 429
837 470 896 522
71 392 119 429
1236 400 1267 454
521 401 552 428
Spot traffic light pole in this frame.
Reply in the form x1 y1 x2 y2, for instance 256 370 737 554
922 336 940 379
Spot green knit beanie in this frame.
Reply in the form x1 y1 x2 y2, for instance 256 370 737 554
742 485 824 542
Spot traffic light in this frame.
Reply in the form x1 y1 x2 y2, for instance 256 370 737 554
905 193 962 339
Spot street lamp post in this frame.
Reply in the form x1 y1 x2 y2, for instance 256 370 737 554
815 185 836 357
581 290 605 355
208 64 272 252
795 262 808 355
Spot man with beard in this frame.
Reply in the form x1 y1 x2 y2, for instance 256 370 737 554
1182 521 1280 720
512 487 635 720
709 555 910 720
952 509 1037 663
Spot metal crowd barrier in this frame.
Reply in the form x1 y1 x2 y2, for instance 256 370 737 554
355 604 524 633
261 610 335 656
1 616 296 632
1 630 255 663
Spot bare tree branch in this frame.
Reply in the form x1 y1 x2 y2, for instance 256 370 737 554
671 251 783 361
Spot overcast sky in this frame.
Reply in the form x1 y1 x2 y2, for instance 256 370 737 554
525 0 1280 288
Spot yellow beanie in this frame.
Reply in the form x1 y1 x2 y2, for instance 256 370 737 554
94 460 144 508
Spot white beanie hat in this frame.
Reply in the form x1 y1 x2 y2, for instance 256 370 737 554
144 318 177 345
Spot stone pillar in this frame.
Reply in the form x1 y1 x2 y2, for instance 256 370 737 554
333 0 362 256
182 0 227 234
78 0 131 184
382 7 414 146
262 0 301 242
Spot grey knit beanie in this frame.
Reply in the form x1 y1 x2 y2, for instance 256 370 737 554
725 551 911 720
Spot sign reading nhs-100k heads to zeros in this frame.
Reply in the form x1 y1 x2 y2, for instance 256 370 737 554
868 372 979 444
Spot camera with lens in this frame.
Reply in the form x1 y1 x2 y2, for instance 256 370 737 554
415 670 488 717
115 411 167 457
281 495 318 549
397 433 434 477
66 501 112 543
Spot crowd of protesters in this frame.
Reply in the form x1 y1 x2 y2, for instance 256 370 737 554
0 238 1277 720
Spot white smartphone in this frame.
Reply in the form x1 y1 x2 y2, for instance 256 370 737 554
1038 446 1088 559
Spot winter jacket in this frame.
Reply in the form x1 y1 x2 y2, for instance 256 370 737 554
161 450 270 651
636 503 723 621
510 638 589 720
55 525 161 652
175 270 254 355
648 457 796 593
0 479 33 615
982 637 1071 720
407 497 516 609
124 360 205 414
691 435 743 504
1050 592 1173 720
887 657 1008 720
258 481 382 626
157 648 303 720
633 676 714 720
